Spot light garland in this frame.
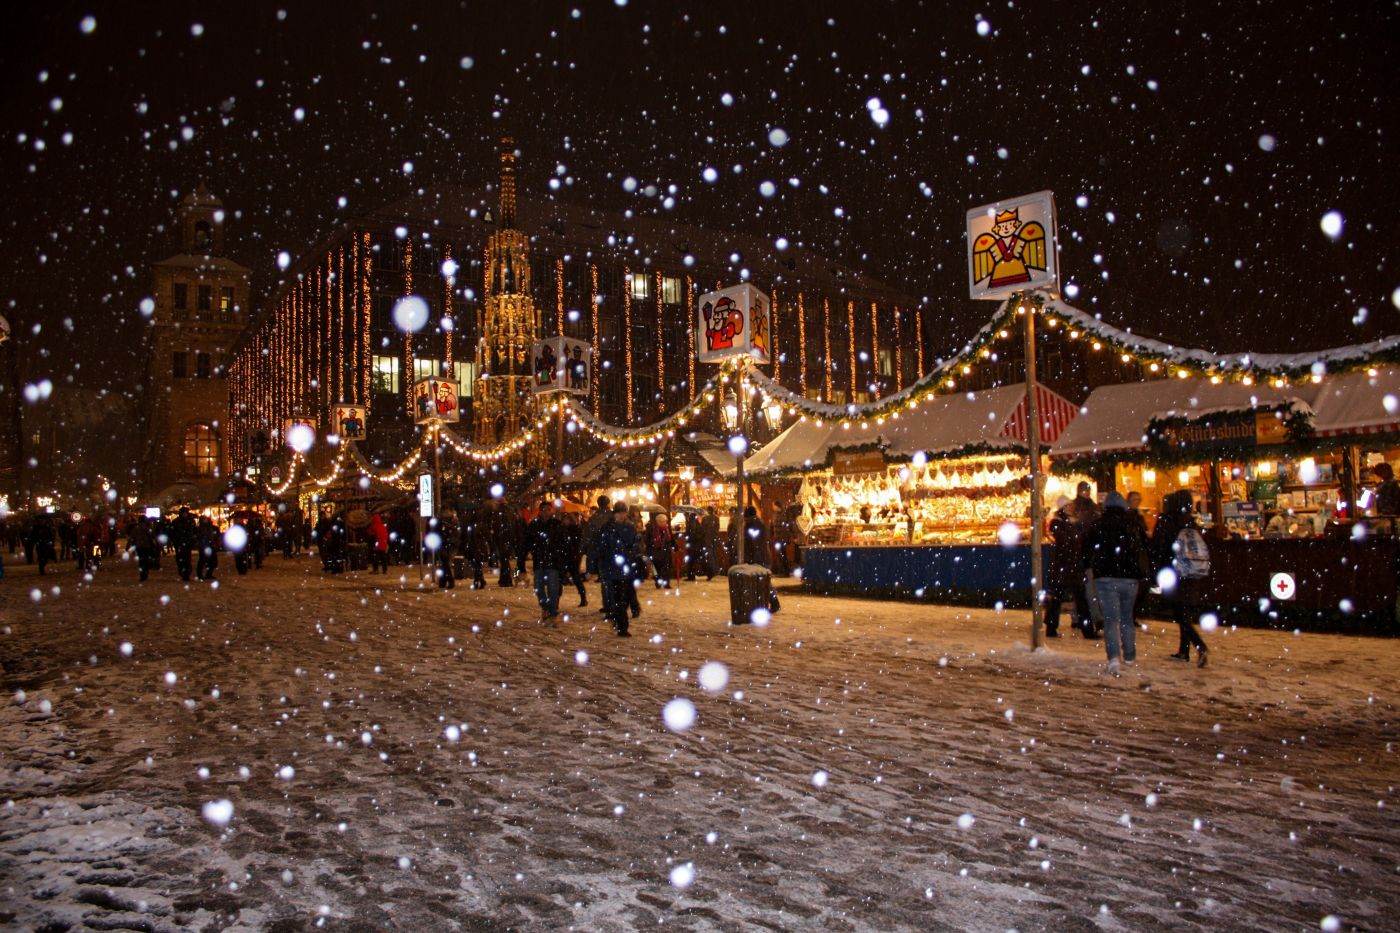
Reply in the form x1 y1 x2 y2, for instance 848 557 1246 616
894 305 904 391
797 291 807 396
869 300 878 396
561 362 733 448
771 288 780 383
686 275 697 402
847 299 857 401
915 305 925 375
655 269 665 412
402 239 414 417
361 232 372 406
444 243 455 370
590 264 601 409
555 258 565 335
623 266 634 423
822 298 833 402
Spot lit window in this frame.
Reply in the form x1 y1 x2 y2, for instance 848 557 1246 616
220 286 234 318
414 358 444 383
183 423 220 476
454 361 476 397
661 276 682 304
877 348 893 376
630 273 651 300
372 355 401 394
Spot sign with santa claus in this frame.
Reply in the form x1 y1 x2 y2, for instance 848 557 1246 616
530 336 591 396
413 377 461 424
696 283 771 364
966 190 1059 300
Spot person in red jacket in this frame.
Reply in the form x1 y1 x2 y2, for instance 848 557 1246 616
367 512 390 574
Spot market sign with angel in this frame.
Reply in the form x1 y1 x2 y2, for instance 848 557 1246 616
966 190 1058 300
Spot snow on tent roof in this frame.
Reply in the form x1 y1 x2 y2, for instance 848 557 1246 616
1050 378 1310 458
1308 368 1400 437
746 384 1041 475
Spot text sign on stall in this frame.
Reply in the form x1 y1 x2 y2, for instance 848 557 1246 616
418 473 434 518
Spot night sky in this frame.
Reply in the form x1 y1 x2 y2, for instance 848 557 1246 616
2 0 1396 403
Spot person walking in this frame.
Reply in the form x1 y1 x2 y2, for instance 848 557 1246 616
430 510 457 589
1151 489 1211 667
489 500 515 586
1044 497 1090 638
696 507 719 581
130 516 158 582
461 506 491 588
170 507 196 582
645 511 676 589
581 495 612 580
592 502 640 636
234 515 255 576
742 505 782 612
1082 491 1148 675
524 501 568 623
367 512 390 573
195 516 219 581
560 510 587 606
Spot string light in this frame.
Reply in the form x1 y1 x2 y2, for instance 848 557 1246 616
822 298 833 402
402 239 414 417
655 269 665 412
894 305 904 390
870 300 879 395
771 287 780 383
623 266 634 423
847 299 857 401
444 243 455 371
361 232 372 406
555 258 565 335
685 275 696 402
590 263 601 409
797 291 808 397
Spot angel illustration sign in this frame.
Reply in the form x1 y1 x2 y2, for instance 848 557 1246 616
696 283 771 364
530 335 591 396
966 190 1058 300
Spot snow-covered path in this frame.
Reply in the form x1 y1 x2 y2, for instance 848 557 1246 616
1 557 1396 931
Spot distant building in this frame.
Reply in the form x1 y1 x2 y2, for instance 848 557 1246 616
141 184 250 502
227 141 916 477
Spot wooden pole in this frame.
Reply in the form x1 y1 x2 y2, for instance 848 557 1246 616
1023 293 1046 650
735 360 748 565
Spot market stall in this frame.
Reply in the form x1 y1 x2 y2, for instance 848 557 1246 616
548 430 736 519
747 383 1091 600
1050 370 1400 627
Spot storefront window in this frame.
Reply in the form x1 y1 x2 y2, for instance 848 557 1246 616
372 355 401 395
630 272 651 300
183 423 220 476
661 276 681 304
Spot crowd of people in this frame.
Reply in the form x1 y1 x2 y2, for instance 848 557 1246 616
1045 481 1213 673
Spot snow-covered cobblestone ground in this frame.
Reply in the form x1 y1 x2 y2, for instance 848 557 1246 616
1 557 1396 930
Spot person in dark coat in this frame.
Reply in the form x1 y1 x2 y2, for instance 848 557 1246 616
28 514 56 575
169 507 196 582
1150 489 1209 667
1082 491 1147 673
560 510 587 606
591 502 640 636
695 508 719 580
581 495 612 579
429 510 457 589
741 505 781 612
461 506 491 589
524 502 569 622
130 517 158 582
233 515 255 575
195 516 219 581
315 510 335 572
1044 497 1091 638
489 501 515 586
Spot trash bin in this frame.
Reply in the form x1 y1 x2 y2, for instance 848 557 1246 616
728 564 772 626
346 543 369 571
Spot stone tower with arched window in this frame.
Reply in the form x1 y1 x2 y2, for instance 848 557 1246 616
473 139 543 467
141 184 250 503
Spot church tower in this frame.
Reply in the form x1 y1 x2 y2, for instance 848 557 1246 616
474 138 542 463
141 184 250 500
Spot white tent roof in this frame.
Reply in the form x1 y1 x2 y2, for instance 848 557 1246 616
746 384 1034 475
1051 369 1400 458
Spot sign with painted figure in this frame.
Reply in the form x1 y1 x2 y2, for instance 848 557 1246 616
530 336 591 396
966 190 1058 300
413 377 461 424
697 283 771 364
332 404 367 441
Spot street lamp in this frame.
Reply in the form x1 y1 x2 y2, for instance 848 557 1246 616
763 399 784 432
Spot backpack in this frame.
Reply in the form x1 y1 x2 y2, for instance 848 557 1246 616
1173 527 1211 579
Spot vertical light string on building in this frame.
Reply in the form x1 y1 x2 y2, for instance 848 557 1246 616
894 305 904 390
685 276 696 402
361 232 372 407
822 298 833 402
622 267 634 423
915 305 925 375
336 246 345 404
291 283 300 414
655 270 665 413
797 291 807 397
771 288 780 384
443 243 455 373
847 300 858 400
350 234 360 403
555 258 565 336
402 239 414 417
589 264 600 409
869 301 879 396
321 255 331 419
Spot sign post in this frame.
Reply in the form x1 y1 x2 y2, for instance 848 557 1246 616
967 191 1060 651
530 335 592 482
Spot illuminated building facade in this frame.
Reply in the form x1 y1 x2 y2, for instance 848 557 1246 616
227 143 917 476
